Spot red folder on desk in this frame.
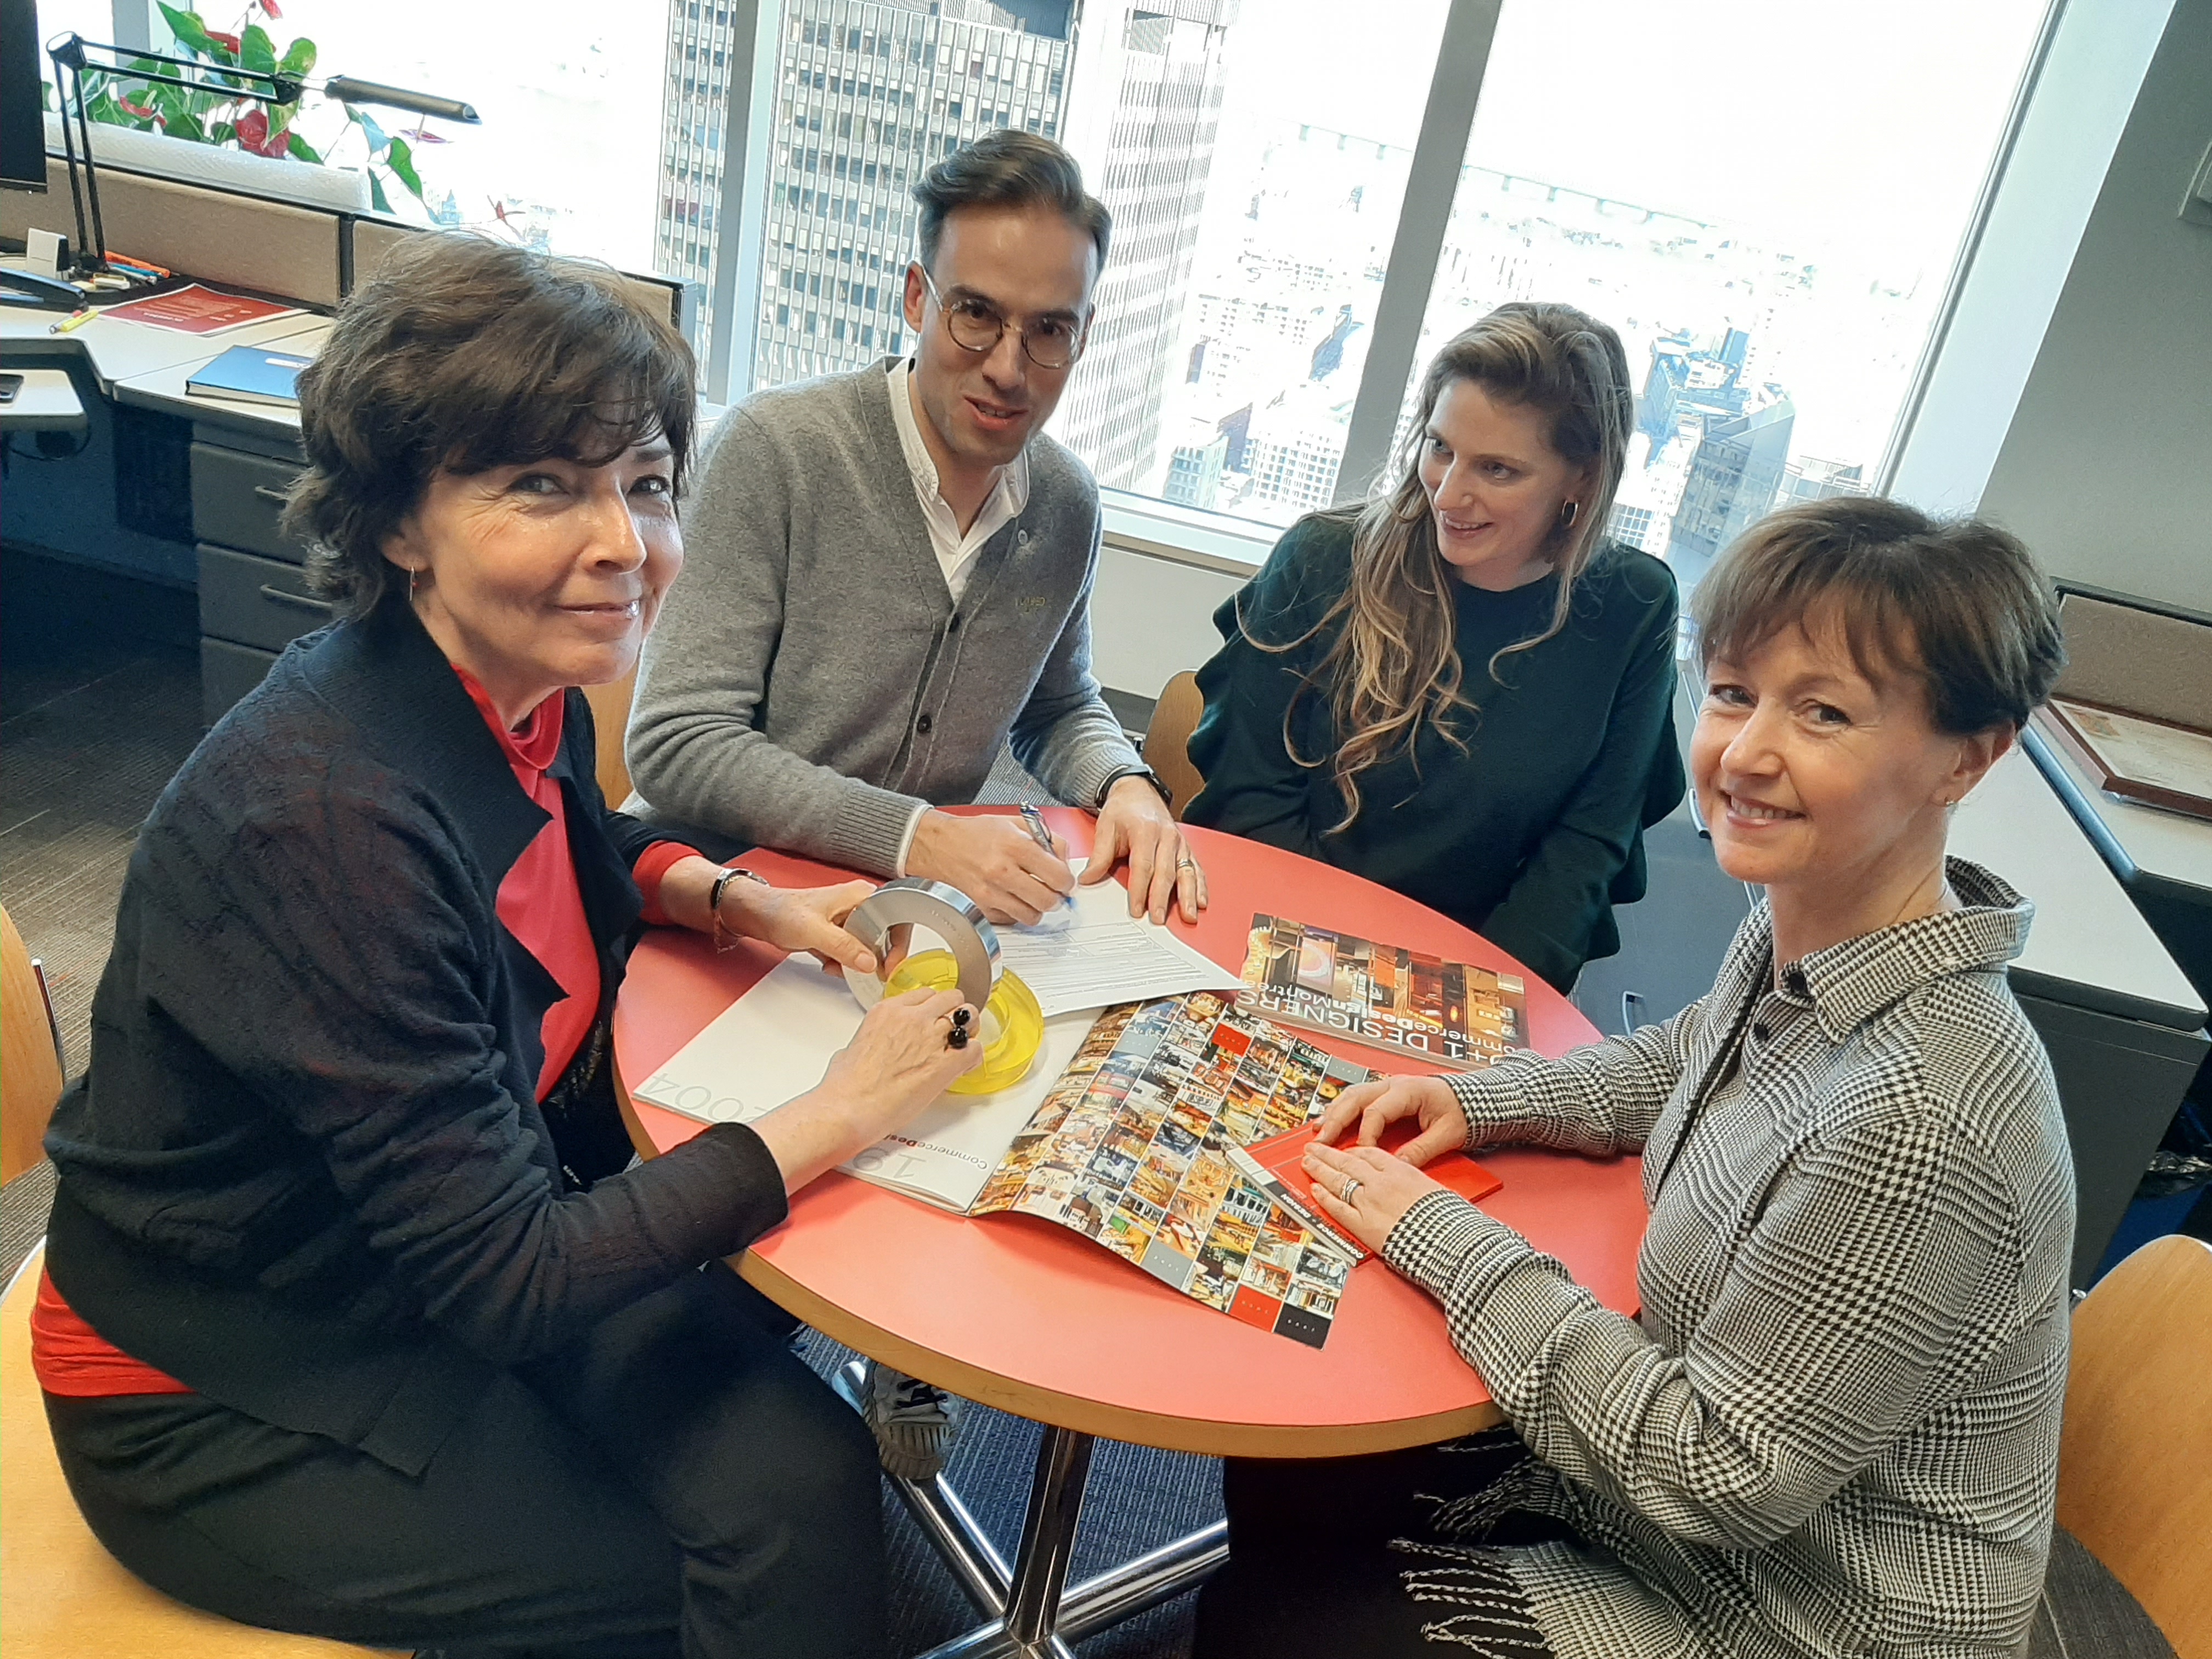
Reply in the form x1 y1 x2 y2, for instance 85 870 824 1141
1229 1121 1503 1261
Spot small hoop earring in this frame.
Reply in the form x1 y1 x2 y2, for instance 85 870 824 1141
1559 500 1579 529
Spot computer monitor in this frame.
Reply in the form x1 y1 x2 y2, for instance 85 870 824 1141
1 0 47 194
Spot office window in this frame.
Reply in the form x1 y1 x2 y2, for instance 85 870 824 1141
1399 0 2049 588
1051 0 1461 523
156 0 676 269
222 0 2050 557
700 0 1451 524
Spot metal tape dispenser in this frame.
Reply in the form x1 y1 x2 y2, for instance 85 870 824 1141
841 879 1045 1094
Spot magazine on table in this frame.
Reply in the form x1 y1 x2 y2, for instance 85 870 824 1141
634 978 1373 1347
1236 913 1528 1071
964 991 1371 1347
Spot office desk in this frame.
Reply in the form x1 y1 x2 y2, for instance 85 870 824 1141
616 812 1645 1657
2029 721 2212 998
0 303 325 387
114 327 325 438
0 368 86 435
2 305 339 723
1949 744 2209 1284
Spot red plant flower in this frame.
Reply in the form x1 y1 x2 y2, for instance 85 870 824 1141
118 95 161 122
233 108 290 156
206 29 241 53
257 0 283 16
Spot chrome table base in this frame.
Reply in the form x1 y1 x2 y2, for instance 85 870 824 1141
833 1361 1229 1658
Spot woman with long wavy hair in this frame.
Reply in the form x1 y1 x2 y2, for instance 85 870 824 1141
1183 302 1683 990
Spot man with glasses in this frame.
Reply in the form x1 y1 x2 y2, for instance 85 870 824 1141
628 132 1206 1480
630 130 1204 939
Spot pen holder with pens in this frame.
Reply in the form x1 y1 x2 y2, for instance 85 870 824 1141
842 879 1045 1094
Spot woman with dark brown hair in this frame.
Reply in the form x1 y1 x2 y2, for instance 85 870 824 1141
33 234 978 1657
1183 302 1683 991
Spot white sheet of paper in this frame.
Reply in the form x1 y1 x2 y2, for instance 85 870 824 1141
629 956 1098 1214
996 860 1239 1018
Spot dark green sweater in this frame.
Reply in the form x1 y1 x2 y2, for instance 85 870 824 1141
1184 515 1684 991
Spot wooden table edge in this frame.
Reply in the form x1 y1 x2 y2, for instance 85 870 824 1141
615 1062 1505 1459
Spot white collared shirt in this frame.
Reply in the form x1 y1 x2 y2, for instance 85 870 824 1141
886 357 1029 603
885 359 1032 874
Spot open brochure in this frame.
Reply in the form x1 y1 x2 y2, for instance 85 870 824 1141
1237 913 1528 1071
633 976 1374 1346
965 992 1370 1346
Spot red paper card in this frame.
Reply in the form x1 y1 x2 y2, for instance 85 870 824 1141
101 284 303 336
1230 1121 1503 1261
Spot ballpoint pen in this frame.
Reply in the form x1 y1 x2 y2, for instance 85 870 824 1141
1018 803 1073 909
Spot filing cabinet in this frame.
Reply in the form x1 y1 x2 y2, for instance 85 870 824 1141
189 436 331 725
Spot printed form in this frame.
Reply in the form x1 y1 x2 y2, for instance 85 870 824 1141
998 860 1238 1017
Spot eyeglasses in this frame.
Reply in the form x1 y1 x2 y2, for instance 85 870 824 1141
919 268 1086 371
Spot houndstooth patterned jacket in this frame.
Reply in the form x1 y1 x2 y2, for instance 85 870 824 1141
1383 858 2074 1658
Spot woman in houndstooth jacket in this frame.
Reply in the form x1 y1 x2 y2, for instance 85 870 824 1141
1197 496 2073 1659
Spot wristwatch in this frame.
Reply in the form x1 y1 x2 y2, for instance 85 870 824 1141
1096 764 1172 811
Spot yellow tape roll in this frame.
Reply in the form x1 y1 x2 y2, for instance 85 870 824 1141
882 950 1045 1095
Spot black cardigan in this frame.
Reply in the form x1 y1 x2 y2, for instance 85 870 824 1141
1183 516 1684 991
43 596 787 1475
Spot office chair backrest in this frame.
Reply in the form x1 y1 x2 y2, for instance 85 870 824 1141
1142 672 1206 823
581 671 637 810
2 902 64 1184
2058 1233 2212 1658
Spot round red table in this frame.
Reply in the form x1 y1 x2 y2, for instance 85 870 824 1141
616 811 1646 1657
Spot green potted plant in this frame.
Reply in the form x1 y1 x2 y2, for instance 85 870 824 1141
70 1 437 217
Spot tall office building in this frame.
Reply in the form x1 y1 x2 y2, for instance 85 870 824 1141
1664 393 1796 583
656 0 1078 391
1050 0 1235 493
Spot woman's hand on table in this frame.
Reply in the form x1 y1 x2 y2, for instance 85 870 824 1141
1314 1076 1471 1166
740 878 881 975
751 989 982 1192
658 856 879 975
1302 1142 1447 1256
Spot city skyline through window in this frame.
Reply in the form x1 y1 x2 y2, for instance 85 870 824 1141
1404 0 2051 586
37 0 2055 586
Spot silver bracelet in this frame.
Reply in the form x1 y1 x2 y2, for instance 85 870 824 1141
708 865 769 951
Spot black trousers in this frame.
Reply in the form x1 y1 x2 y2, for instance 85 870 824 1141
1194 1428 1571 1658
45 1266 884 1659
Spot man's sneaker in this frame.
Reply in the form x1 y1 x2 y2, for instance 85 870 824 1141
862 1359 963 1481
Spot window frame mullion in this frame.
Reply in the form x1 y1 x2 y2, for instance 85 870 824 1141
1331 0 1505 507
708 0 783 405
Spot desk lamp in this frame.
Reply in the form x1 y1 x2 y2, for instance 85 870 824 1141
43 32 478 285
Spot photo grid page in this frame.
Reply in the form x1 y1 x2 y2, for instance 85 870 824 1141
972 992 1370 1348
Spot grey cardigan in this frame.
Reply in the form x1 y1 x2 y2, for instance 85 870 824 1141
1386 858 2074 1658
627 361 1141 874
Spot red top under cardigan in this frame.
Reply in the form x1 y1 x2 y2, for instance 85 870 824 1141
33 672 697 1397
